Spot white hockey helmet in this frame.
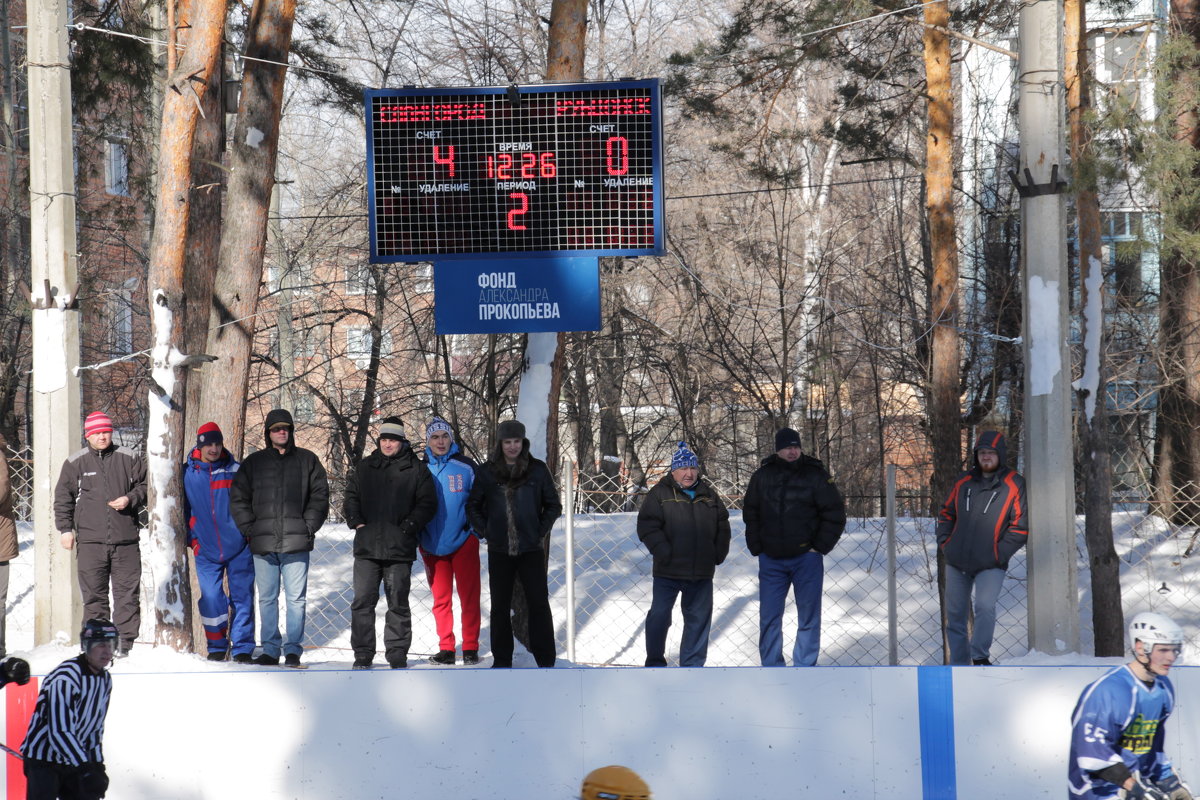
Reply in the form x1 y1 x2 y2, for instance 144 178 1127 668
1128 612 1184 650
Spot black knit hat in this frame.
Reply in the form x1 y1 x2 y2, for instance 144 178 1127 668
378 416 406 441
775 427 802 452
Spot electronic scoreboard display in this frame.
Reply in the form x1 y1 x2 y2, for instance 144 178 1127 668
364 79 664 262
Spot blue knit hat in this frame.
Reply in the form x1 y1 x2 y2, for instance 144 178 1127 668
426 416 453 438
670 441 698 470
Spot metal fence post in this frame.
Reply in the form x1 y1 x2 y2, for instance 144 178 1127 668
886 464 898 666
563 458 576 663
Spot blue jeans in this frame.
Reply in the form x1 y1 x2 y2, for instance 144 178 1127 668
758 551 824 666
645 577 713 667
944 564 1005 664
254 552 310 658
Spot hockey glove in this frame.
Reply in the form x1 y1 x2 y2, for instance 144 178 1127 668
1156 775 1195 800
79 762 109 797
1127 777 1171 800
0 656 30 687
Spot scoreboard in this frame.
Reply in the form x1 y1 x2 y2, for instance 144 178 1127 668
364 79 664 262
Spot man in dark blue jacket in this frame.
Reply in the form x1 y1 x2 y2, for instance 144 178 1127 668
230 409 329 668
637 441 730 667
742 427 846 666
183 422 255 663
344 417 437 669
936 430 1028 665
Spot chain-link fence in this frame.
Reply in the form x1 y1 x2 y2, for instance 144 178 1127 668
6 448 1200 666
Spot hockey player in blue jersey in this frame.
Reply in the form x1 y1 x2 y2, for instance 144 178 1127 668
1068 612 1193 800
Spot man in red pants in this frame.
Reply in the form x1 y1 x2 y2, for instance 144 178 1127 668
420 418 482 665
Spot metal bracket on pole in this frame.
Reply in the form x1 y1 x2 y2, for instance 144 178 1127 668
1008 164 1068 198
24 280 80 310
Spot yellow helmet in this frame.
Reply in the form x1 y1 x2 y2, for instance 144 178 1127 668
581 765 651 800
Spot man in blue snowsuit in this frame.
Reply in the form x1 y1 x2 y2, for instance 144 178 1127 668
1068 612 1193 800
183 422 255 663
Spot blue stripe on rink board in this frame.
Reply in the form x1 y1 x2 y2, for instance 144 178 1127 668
918 666 957 800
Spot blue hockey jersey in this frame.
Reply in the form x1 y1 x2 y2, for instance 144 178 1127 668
1068 664 1176 799
420 443 477 556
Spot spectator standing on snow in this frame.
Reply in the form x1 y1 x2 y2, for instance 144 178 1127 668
231 408 329 668
0 436 19 658
182 422 255 664
742 427 846 666
466 420 561 668
344 417 437 670
420 417 482 666
53 412 145 658
936 430 1028 665
23 619 117 800
637 441 730 668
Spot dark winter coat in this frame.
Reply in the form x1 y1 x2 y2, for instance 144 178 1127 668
466 444 561 555
936 431 1028 575
343 443 438 563
743 454 846 558
53 443 147 545
637 473 731 581
230 409 329 555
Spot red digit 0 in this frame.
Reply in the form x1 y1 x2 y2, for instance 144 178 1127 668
605 136 629 176
432 144 455 177
507 192 529 230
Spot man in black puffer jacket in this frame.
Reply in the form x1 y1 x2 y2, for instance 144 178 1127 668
637 441 731 667
343 417 437 669
743 427 846 667
230 408 329 667
466 420 562 668
936 430 1027 666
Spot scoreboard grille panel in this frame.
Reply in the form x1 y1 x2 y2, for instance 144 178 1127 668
364 80 664 262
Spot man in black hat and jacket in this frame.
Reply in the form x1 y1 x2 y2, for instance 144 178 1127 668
743 427 846 666
344 417 437 669
230 409 329 667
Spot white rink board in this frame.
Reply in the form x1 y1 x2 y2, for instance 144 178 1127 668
79 665 1200 799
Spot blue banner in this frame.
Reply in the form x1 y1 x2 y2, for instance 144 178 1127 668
434 257 601 334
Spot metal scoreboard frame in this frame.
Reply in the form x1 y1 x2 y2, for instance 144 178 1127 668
364 79 665 263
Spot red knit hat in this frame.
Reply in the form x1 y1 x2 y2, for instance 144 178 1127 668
196 422 223 447
84 411 113 437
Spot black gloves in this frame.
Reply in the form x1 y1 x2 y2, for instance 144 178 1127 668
1157 775 1195 800
0 656 30 687
1127 777 1170 800
79 762 109 797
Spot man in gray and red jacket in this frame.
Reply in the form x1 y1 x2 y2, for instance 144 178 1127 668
53 412 146 657
936 430 1028 666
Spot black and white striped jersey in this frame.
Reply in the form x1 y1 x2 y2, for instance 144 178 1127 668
22 654 111 766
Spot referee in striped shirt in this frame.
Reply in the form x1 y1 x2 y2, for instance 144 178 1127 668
23 619 116 799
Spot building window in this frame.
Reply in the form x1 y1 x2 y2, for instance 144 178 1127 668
346 327 393 363
294 391 315 423
105 138 130 196
346 263 375 295
413 262 432 293
110 290 133 355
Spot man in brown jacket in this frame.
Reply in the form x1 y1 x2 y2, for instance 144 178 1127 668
54 412 146 657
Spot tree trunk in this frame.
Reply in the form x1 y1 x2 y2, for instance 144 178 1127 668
924 0 961 664
1154 0 1200 527
144 0 227 651
196 0 297 453
1065 0 1123 656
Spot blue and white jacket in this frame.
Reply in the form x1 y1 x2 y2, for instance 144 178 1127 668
420 443 477 556
183 447 248 564
1069 664 1176 799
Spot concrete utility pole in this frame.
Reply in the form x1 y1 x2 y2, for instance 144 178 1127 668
27 0 83 643
1014 0 1080 655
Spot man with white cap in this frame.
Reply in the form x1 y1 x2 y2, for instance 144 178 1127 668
53 412 146 657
